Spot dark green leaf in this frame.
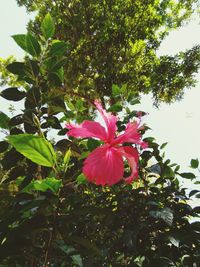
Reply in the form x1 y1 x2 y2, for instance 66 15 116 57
0 141 9 153
12 34 27 52
130 98 140 105
189 190 200 197
87 139 101 151
190 158 199 169
6 166 25 182
6 62 25 76
25 59 40 78
68 236 100 256
26 34 41 57
160 142 168 149
1 148 24 170
179 172 196 179
191 222 200 231
46 57 67 72
49 41 69 56
7 134 56 167
193 206 200 214
9 114 24 127
0 112 10 129
0 87 26 101
149 208 173 226
41 13 55 39
25 87 41 109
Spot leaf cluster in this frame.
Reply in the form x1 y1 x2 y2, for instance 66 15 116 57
16 0 200 104
0 11 200 267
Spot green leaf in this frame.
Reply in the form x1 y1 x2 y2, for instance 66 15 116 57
169 236 180 247
130 98 140 105
189 189 200 197
149 208 173 226
64 149 71 171
121 83 127 94
23 177 62 193
0 112 10 129
76 173 87 185
26 34 41 57
191 222 200 232
49 40 69 56
112 84 121 96
0 141 9 153
7 134 56 167
193 206 200 214
87 139 101 151
12 34 27 52
190 158 199 169
41 13 55 39
6 62 25 76
71 255 83 267
160 142 168 149
179 172 196 179
68 236 100 256
109 103 122 112
0 87 26 101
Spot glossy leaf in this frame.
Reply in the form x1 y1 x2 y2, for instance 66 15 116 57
41 13 55 39
26 34 41 57
7 134 56 167
12 34 27 52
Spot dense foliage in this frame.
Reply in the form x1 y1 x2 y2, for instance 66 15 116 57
0 5 200 267
16 0 200 104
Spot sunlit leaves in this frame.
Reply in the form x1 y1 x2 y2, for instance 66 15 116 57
12 33 41 57
64 149 71 172
41 13 55 40
7 134 56 167
22 177 62 193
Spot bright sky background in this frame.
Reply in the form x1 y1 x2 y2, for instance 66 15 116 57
0 0 200 185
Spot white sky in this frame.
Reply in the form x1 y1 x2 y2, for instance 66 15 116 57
0 0 200 179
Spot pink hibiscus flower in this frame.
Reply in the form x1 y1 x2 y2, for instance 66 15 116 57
66 100 147 186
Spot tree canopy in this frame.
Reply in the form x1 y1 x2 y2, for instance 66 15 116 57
16 0 200 104
0 2 200 267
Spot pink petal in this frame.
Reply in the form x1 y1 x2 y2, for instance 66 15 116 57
94 100 117 142
111 122 148 148
83 144 124 186
66 120 107 141
118 146 139 184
